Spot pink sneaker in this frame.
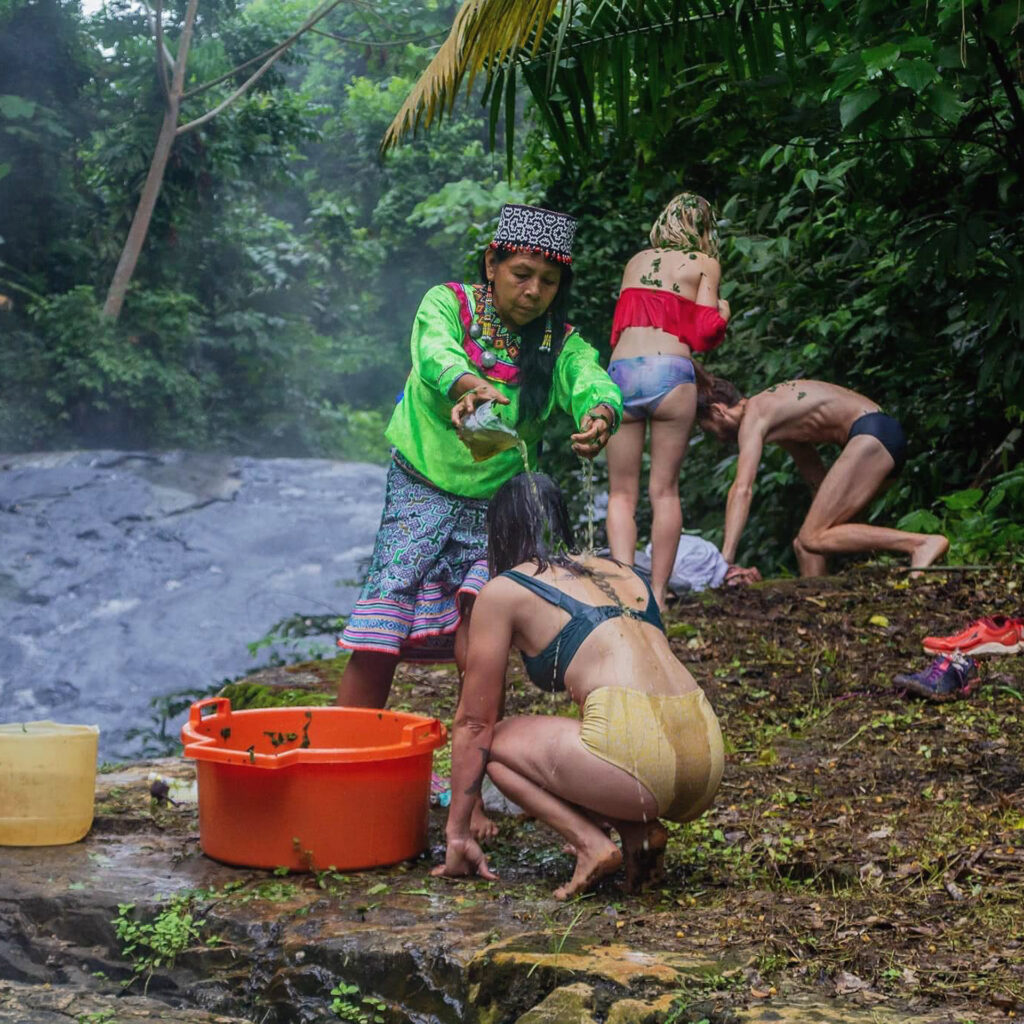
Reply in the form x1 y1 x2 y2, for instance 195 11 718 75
922 615 1023 656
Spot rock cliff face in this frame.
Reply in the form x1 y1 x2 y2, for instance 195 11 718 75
0 451 386 759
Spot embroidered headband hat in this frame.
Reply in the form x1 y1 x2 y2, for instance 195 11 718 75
490 203 576 266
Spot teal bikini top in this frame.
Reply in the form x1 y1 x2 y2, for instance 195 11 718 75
501 567 664 693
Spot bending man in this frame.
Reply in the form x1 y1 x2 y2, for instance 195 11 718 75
695 371 948 577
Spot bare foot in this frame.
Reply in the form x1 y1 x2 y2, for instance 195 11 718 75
911 534 949 570
619 820 668 893
553 836 622 901
563 819 612 856
470 799 499 842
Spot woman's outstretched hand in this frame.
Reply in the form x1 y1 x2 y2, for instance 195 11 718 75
451 381 509 429
431 837 499 881
572 405 614 459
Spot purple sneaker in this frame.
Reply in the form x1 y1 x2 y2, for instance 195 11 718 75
894 653 980 702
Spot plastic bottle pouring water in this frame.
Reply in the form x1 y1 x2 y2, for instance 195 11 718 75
458 400 521 462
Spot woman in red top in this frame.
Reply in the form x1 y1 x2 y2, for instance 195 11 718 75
605 193 730 607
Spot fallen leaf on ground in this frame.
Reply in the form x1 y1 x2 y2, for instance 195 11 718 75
835 971 870 994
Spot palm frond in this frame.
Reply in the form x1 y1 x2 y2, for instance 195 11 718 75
382 0 825 157
380 0 564 153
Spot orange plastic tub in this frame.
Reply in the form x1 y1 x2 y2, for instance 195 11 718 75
181 698 446 872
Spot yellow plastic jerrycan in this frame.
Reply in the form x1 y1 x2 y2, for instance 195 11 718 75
0 720 100 845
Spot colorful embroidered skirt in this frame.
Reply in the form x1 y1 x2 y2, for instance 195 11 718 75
338 457 490 661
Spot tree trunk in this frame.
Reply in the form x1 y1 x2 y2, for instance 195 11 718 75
101 97 180 320
101 0 199 321
100 0 341 320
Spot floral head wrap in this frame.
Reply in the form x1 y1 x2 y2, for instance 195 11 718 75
649 193 720 258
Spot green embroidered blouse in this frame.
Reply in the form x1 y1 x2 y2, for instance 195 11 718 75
385 283 623 500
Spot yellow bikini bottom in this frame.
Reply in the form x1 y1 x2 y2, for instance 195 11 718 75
579 687 723 823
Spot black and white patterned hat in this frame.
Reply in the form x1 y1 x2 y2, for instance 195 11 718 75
490 203 576 265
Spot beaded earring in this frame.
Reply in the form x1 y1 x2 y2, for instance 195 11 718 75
539 314 553 353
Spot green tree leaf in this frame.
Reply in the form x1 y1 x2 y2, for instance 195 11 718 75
0 93 36 118
923 81 962 121
839 88 882 128
940 488 983 511
897 510 942 533
892 58 939 93
861 43 900 76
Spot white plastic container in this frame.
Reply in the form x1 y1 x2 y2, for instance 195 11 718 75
0 720 100 846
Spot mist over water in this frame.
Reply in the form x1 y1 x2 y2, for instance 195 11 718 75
0 450 386 759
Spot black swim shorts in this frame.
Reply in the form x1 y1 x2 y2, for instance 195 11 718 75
847 412 907 472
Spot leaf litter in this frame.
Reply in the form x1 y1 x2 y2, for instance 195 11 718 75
258 564 1024 1020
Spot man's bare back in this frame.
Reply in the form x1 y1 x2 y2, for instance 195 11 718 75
696 372 948 577
747 380 881 449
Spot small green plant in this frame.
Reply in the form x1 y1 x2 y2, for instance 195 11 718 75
314 867 351 891
663 968 746 1023
249 880 301 902
664 1005 710 1024
121 684 219 757
526 897 591 977
247 612 348 663
113 897 201 990
76 1011 116 1024
897 465 1024 565
432 741 452 781
330 981 386 1023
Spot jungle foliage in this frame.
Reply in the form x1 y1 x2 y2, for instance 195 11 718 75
0 0 527 458
1 0 1021 572
458 0 1024 571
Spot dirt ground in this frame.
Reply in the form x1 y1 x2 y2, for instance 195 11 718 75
228 565 1024 1022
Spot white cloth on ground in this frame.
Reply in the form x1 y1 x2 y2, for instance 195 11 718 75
633 533 728 593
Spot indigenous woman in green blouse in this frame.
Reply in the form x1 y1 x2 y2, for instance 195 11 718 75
337 204 623 720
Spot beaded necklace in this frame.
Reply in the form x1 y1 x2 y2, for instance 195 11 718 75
472 283 521 362
471 284 554 363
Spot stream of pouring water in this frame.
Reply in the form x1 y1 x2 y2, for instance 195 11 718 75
582 457 595 553
515 438 531 479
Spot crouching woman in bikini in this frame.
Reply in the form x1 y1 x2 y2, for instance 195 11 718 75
432 473 724 900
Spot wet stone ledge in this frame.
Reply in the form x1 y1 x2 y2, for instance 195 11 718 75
0 760 971 1023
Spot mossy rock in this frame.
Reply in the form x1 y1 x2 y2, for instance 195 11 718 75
514 982 598 1023
217 674 336 710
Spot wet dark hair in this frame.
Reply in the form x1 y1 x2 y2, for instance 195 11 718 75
487 472 578 576
479 248 574 425
693 361 744 419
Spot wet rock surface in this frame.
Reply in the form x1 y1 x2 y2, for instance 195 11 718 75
0 979 253 1023
1 519 1021 1022
0 451 386 759
0 759 957 1024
